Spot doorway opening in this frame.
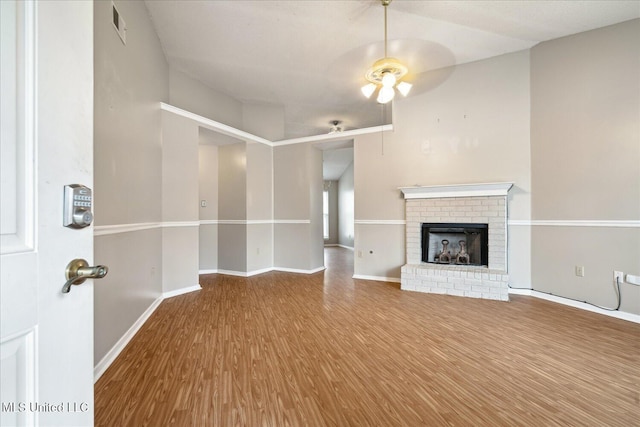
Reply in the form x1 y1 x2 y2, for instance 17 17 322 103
317 140 354 274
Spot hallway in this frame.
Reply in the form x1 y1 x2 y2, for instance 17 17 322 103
322 246 354 278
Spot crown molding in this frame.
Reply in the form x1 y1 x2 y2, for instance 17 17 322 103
160 102 392 147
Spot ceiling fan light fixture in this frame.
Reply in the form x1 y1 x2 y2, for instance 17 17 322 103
361 0 411 104
381 71 396 88
396 81 412 97
377 85 395 104
361 83 376 98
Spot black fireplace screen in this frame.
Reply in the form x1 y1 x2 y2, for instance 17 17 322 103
421 223 488 266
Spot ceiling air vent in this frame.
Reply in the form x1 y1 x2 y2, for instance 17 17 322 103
111 1 126 45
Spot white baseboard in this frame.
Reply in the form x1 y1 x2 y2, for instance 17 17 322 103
323 244 353 251
216 269 250 277
94 296 163 383
215 268 274 277
199 269 218 275
211 266 326 277
509 287 640 324
507 288 532 296
94 284 202 383
247 267 275 277
273 266 326 274
353 274 401 283
163 284 201 299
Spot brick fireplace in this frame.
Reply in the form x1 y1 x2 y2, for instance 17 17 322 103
400 183 513 301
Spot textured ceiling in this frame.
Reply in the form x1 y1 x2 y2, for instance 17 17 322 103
145 0 639 139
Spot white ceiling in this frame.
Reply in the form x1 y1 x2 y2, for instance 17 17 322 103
145 0 639 139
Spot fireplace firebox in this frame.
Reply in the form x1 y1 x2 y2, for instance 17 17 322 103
421 223 488 267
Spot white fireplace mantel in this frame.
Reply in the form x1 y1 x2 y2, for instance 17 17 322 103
399 182 513 200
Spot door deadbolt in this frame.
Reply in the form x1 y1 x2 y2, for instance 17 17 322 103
62 258 108 293
63 184 94 228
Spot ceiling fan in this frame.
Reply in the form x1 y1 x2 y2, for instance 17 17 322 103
329 120 343 134
361 0 412 104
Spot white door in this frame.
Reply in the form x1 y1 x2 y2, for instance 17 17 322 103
1 1 96 426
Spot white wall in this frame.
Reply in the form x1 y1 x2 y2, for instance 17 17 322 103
169 66 242 129
94 0 168 365
274 143 324 271
243 102 285 141
324 181 339 245
161 111 200 292
338 163 354 248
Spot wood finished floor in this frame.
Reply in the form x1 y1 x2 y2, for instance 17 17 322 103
95 247 640 426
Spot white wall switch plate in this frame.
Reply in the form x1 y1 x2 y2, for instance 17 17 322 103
625 274 640 286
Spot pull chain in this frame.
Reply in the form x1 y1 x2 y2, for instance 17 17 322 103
381 0 392 155
381 113 384 157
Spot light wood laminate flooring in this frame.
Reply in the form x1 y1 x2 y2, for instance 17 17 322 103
95 247 640 426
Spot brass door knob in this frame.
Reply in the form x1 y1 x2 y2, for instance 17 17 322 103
62 258 108 293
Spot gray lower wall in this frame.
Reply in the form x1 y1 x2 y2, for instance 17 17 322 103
532 227 640 314
218 224 247 272
507 224 531 290
94 229 162 365
274 224 313 270
354 224 405 279
199 224 218 271
247 223 274 272
162 226 200 292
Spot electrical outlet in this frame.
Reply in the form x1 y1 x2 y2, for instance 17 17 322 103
575 266 585 277
613 271 624 283
357 250 362 258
